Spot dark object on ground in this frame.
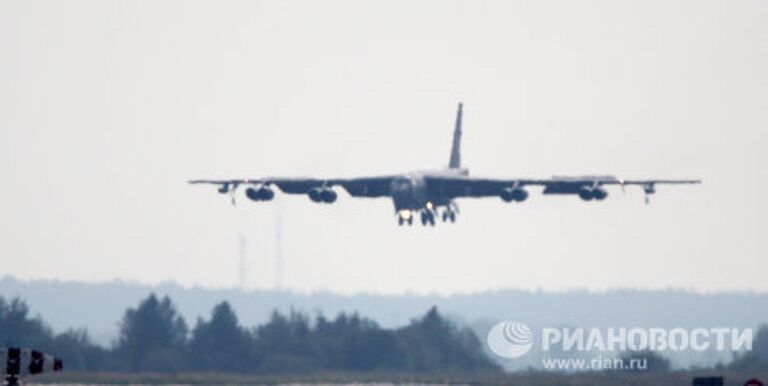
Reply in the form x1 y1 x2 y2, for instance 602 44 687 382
2 347 62 386
693 376 724 386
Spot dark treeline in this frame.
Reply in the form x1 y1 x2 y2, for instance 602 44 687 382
0 294 499 373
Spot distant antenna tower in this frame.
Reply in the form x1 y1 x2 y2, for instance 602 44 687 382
274 202 283 290
238 234 247 290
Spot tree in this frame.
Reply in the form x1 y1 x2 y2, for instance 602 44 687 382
311 312 399 371
731 324 768 370
252 309 318 373
395 306 500 372
0 296 113 371
115 294 188 371
188 301 251 372
0 296 52 348
2 296 503 374
49 329 113 371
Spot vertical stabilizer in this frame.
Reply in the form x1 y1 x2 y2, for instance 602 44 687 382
449 103 463 169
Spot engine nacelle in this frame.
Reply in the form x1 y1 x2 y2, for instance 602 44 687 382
320 189 337 203
308 187 337 203
246 186 274 201
578 187 594 201
308 187 323 203
500 188 529 202
592 187 608 200
578 186 608 201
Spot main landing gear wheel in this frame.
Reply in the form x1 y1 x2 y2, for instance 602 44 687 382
397 215 414 226
397 210 415 226
420 211 435 226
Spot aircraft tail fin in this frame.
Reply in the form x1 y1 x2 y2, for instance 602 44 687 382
449 102 463 169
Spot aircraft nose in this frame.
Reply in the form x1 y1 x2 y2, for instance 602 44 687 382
391 178 413 208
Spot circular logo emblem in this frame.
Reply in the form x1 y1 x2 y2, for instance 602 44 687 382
487 320 534 359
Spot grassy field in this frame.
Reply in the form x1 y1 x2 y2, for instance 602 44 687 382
26 370 768 386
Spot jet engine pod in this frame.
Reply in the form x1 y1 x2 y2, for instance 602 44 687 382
512 188 528 202
500 188 529 202
246 186 274 201
592 187 608 200
500 188 515 202
308 187 323 202
578 186 594 201
320 188 337 203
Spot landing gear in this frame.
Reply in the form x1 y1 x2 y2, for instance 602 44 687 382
441 208 456 223
397 206 454 226
420 211 435 226
397 210 414 226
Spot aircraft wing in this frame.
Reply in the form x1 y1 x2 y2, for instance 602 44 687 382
424 175 701 199
189 176 396 198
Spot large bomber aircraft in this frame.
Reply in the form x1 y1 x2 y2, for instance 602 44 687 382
190 104 700 226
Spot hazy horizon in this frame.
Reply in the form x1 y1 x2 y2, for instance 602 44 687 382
8 274 768 296
4 275 766 370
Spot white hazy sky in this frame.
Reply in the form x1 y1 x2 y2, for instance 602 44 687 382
1 0 766 295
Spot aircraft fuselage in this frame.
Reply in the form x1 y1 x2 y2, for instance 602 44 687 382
390 168 469 224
